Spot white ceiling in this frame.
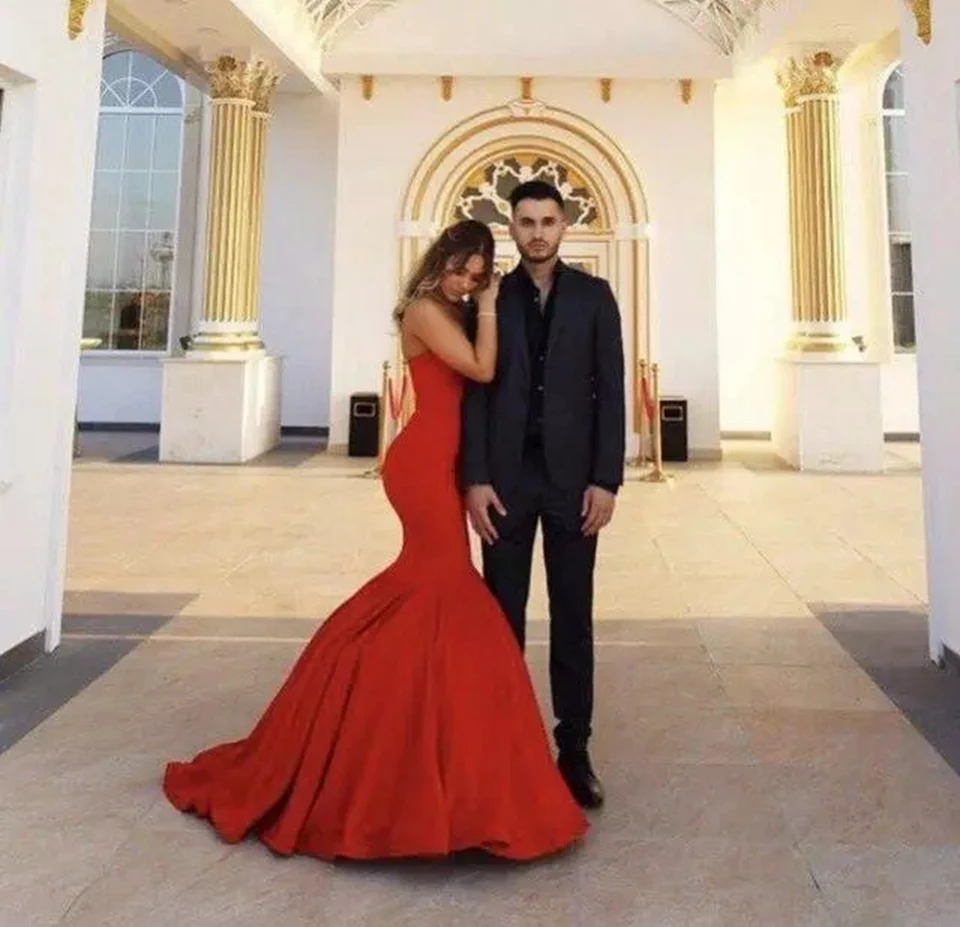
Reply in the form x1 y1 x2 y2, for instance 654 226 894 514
107 0 329 92
315 0 769 56
742 0 899 62
321 0 736 79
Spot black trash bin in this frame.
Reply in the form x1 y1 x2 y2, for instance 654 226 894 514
348 392 380 457
659 396 688 463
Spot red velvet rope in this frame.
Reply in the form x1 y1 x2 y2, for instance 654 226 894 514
388 370 408 422
640 374 656 422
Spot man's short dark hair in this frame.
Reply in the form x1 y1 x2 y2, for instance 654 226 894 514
509 180 565 213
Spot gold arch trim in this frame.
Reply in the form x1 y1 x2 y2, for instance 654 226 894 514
402 104 649 225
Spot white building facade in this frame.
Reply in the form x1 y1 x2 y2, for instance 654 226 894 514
2 0 956 665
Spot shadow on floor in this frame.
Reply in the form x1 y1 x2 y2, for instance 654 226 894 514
112 444 330 468
814 604 960 773
76 431 329 469
0 592 196 755
0 614 178 755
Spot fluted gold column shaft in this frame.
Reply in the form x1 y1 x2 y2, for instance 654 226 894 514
204 97 252 325
191 56 279 353
785 106 804 323
246 112 268 325
799 96 845 326
244 65 280 333
778 51 854 354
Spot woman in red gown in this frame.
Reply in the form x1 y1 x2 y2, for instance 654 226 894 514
163 220 589 862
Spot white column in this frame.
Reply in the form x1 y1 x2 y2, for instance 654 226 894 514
0 0 105 660
900 0 960 663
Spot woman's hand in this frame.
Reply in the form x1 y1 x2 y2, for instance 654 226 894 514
476 271 501 310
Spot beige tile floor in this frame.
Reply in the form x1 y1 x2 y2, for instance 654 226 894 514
7 438 960 925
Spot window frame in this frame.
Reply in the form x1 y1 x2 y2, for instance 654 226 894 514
83 49 187 357
879 62 916 355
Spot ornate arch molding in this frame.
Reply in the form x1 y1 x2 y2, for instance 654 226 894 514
399 103 652 432
400 104 649 229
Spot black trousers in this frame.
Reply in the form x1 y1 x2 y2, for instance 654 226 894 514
481 446 597 754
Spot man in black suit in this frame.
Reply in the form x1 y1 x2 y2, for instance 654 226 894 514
460 180 626 808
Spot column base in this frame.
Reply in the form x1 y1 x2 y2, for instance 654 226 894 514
187 330 264 353
785 322 859 356
772 355 884 473
159 353 283 464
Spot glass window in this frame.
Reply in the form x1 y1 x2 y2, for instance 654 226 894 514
881 65 915 353
83 51 185 352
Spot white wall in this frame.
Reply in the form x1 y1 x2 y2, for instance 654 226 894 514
881 355 919 434
259 91 340 429
899 2 960 659
327 74 721 455
714 62 790 434
0 1 106 657
77 356 165 423
714 48 920 436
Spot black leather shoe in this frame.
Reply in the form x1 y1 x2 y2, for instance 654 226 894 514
558 751 605 809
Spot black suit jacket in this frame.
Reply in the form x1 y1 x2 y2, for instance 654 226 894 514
460 262 626 495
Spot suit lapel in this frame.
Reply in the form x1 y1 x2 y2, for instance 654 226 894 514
545 264 570 361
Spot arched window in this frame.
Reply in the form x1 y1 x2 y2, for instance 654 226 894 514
881 64 915 352
452 153 602 231
83 50 185 351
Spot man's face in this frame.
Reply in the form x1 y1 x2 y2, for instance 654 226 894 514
509 196 567 264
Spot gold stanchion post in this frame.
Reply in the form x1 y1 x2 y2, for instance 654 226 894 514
632 359 649 469
641 362 671 484
377 360 391 470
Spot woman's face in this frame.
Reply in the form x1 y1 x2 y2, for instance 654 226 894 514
439 253 487 303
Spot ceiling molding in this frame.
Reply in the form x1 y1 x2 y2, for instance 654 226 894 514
306 0 772 55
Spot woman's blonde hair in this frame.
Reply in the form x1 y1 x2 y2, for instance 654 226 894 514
393 219 495 324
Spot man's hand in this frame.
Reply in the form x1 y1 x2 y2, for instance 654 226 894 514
465 484 507 544
581 485 616 536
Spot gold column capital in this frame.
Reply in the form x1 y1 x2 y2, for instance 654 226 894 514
205 56 261 101
777 51 841 108
68 0 95 40
907 0 932 45
252 63 283 115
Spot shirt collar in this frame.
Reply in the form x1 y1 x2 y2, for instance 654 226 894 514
517 258 567 288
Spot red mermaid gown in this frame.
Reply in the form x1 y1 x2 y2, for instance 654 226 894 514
163 351 588 861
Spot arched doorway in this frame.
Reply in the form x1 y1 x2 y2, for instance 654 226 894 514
398 103 651 444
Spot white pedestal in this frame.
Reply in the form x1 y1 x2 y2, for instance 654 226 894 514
159 353 283 464
772 355 884 473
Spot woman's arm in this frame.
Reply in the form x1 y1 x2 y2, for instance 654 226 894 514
402 281 499 382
